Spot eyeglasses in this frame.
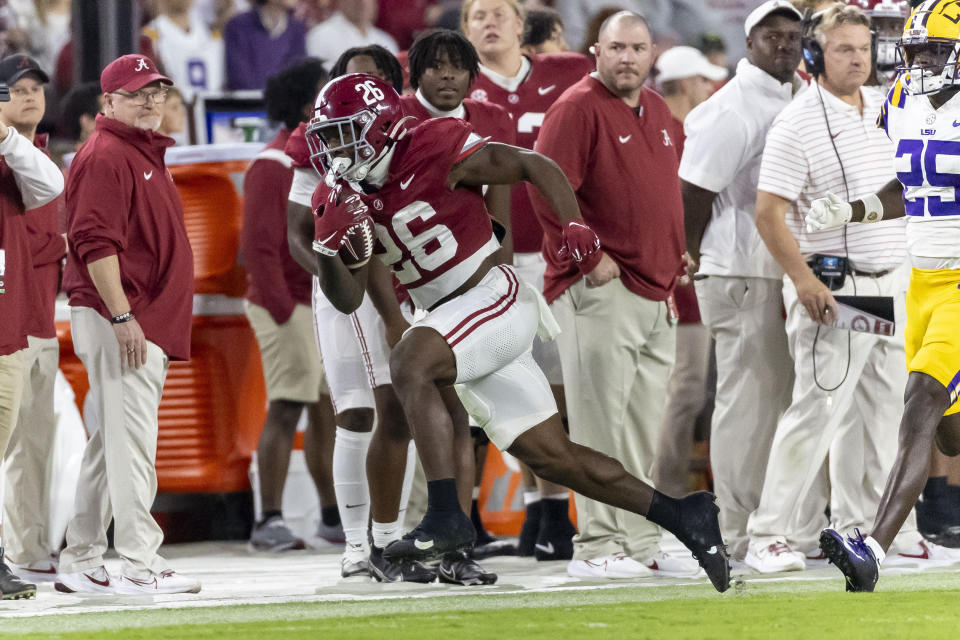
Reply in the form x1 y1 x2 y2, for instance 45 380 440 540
112 88 168 106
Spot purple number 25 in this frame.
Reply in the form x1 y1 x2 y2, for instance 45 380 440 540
896 138 960 216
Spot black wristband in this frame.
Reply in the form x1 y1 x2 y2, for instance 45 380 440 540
110 311 134 324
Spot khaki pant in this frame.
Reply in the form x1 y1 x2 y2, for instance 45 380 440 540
746 266 919 553
0 350 24 462
552 278 675 561
695 276 793 560
653 323 713 497
60 307 170 579
3 336 58 564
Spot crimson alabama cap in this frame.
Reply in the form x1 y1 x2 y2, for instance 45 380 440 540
100 54 172 93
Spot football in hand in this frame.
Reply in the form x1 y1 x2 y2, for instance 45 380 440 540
339 217 375 269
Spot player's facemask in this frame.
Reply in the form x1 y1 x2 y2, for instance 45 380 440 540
898 40 960 94
306 116 378 187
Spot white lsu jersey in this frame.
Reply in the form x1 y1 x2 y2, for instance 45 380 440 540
880 79 960 266
144 14 225 100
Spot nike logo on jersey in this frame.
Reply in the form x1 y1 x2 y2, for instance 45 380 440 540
534 542 555 555
143 171 153 180
413 539 435 550
618 135 632 144
345 503 367 509
537 85 556 95
830 131 841 139
400 174 415 190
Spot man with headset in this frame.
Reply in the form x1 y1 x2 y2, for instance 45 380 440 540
746 1 933 573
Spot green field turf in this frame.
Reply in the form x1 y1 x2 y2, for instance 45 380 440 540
3 572 960 640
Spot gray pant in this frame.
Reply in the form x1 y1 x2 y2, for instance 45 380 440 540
552 278 675 561
695 276 793 560
60 307 170 579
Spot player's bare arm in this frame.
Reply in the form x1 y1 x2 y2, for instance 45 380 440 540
286 200 320 276
365 258 409 348
448 142 582 224
849 178 905 222
755 189 837 325
681 180 719 272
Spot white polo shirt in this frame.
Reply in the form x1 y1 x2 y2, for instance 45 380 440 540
757 83 906 273
679 59 801 279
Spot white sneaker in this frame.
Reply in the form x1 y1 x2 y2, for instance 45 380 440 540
114 570 201 594
567 554 653 579
341 543 370 578
9 555 58 583
804 548 829 568
55 566 115 594
887 539 960 567
744 539 805 573
640 551 704 578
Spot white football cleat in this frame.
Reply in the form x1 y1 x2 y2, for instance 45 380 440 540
55 566 116 594
114 570 201 594
744 539 806 573
567 553 653 579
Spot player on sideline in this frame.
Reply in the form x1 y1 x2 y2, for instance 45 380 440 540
810 0 960 592
399 29 518 558
305 73 732 593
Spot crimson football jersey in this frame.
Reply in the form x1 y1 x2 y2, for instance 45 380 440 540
468 53 594 252
285 122 311 169
399 95 516 145
317 118 498 310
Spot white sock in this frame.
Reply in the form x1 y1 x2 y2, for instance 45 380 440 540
544 491 569 501
397 440 417 528
865 536 886 565
333 427 372 548
472 486 480 500
524 490 541 506
371 519 401 549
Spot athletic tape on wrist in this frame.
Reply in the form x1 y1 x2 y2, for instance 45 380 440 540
858 193 884 223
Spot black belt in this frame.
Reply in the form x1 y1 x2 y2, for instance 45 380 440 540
848 267 891 278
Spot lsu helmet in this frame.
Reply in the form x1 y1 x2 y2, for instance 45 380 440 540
305 73 408 186
898 0 960 95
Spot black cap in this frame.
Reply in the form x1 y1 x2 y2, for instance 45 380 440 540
0 54 49 85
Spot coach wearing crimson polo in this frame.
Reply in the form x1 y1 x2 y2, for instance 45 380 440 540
530 11 695 579
59 54 198 595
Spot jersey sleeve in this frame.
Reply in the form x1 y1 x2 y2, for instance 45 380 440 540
401 118 480 176
679 103 751 194
877 78 905 137
756 114 809 203
284 123 312 169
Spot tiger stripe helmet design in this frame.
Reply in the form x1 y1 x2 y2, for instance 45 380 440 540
898 0 960 94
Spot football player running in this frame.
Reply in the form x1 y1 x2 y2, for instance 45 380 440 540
306 72 732 593
810 0 960 592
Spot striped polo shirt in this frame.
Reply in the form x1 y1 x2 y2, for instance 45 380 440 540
757 83 906 273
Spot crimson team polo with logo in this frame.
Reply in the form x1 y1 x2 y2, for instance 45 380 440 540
530 75 685 305
469 53 595 253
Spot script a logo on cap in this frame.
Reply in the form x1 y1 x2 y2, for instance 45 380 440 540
135 58 150 72
18 57 30 70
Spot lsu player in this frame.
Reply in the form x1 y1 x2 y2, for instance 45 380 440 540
306 72 732 593
809 0 960 592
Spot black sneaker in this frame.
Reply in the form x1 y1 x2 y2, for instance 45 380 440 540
369 546 436 583
438 552 498 586
517 500 542 557
819 528 879 593
471 539 518 560
672 491 731 593
534 498 575 561
383 510 476 562
0 560 36 600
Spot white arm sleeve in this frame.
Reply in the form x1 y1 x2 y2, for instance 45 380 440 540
0 127 64 210
288 166 321 207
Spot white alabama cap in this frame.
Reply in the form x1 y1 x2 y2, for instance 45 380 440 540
656 46 729 83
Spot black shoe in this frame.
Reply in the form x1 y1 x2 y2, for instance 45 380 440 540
534 498 575 561
471 539 517 560
673 491 731 593
819 528 879 593
438 552 498 586
369 546 436 583
383 510 476 562
917 479 960 547
0 561 36 600
517 500 542 557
